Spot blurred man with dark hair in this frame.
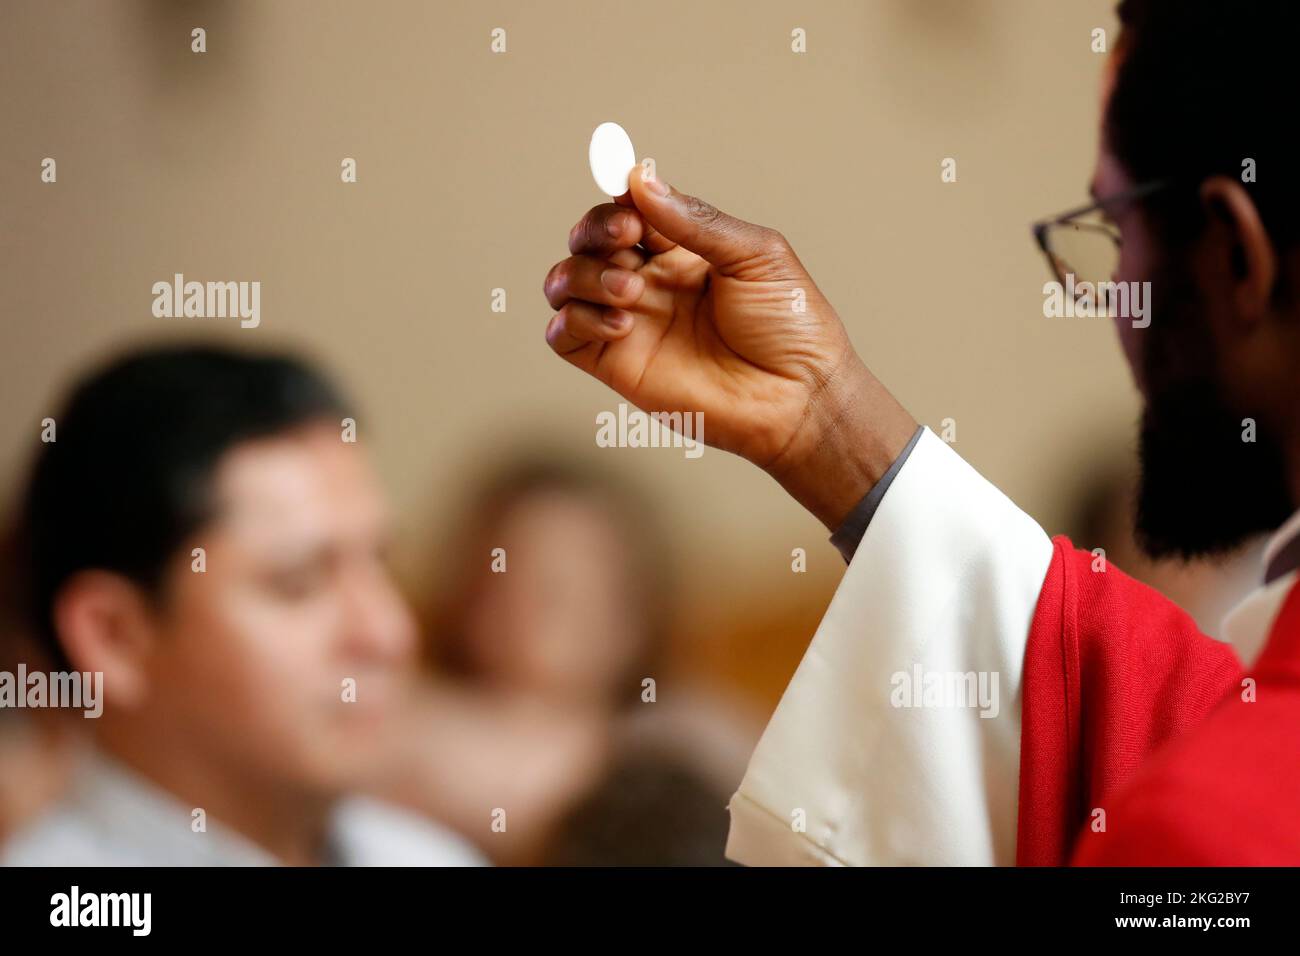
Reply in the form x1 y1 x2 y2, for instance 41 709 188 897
544 0 1300 864
2 345 481 865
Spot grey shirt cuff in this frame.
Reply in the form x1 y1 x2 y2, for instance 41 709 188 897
828 425 926 563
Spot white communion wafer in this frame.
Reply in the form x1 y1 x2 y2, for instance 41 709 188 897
588 122 637 196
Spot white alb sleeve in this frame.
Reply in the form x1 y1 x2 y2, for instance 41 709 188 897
725 428 1054 866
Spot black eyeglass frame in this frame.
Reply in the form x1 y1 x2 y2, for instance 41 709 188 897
1031 179 1172 284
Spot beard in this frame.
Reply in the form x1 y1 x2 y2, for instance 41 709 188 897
1134 258 1292 560
1136 384 1291 559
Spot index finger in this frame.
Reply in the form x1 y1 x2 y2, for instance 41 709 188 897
568 203 647 257
616 188 676 256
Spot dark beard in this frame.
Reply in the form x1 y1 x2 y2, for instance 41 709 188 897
1135 382 1291 559
1133 259 1292 559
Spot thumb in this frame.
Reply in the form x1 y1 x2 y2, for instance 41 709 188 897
627 164 782 274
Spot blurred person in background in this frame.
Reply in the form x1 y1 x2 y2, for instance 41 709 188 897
1 344 482 866
0 714 71 846
378 459 757 865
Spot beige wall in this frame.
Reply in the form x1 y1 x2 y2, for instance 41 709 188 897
1 1 1130 670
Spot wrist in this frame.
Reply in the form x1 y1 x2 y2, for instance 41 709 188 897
765 354 917 532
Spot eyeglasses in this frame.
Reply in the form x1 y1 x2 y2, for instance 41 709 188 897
1031 180 1169 302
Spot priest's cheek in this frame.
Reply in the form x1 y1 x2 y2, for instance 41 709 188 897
1112 236 1150 392
1114 311 1144 388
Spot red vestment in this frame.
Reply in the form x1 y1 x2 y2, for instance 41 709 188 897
1017 536 1300 864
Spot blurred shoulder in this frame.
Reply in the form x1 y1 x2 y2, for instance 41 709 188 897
2 806 130 867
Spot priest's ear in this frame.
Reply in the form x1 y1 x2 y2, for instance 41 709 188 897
50 570 157 708
1198 176 1278 330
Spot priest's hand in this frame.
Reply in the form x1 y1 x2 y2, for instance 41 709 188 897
542 164 916 530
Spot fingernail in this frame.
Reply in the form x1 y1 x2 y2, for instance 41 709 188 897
602 309 631 330
601 268 635 296
606 215 624 238
643 167 669 196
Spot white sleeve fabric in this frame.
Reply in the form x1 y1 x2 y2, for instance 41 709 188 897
724 428 1054 866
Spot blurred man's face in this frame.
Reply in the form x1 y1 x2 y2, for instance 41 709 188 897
136 423 416 795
